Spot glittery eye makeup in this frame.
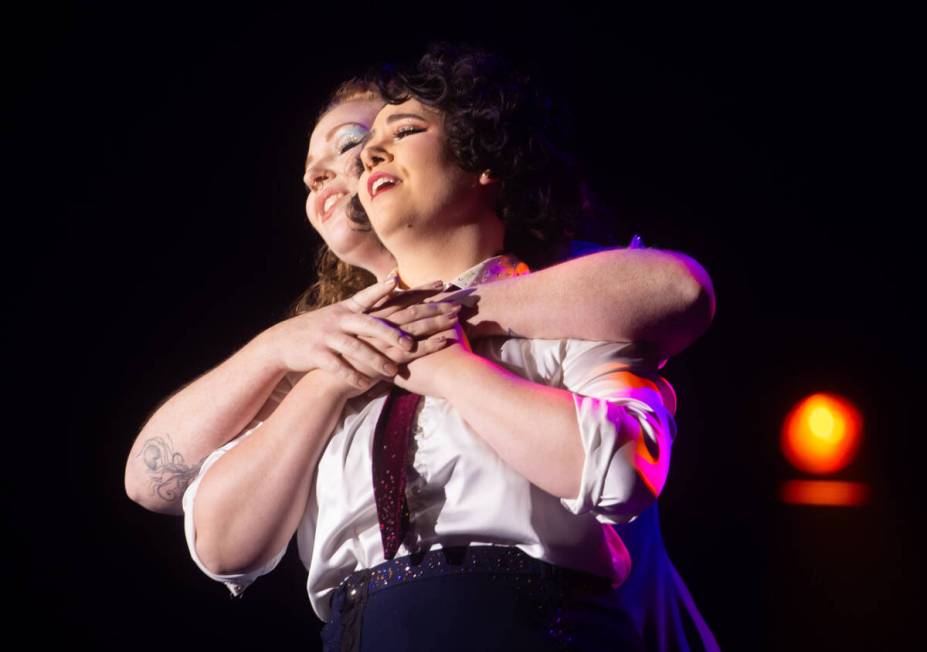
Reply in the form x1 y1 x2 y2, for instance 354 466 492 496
394 124 425 139
334 124 370 154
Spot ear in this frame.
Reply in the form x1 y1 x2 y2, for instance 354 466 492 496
478 170 496 186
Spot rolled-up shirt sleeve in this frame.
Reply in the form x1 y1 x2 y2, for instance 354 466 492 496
558 340 677 524
181 420 288 598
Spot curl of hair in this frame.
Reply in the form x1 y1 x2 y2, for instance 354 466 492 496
288 245 377 315
372 43 582 268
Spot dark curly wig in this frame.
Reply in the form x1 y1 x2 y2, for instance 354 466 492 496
372 43 583 269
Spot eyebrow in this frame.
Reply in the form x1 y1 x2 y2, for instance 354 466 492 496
304 121 370 170
363 112 428 147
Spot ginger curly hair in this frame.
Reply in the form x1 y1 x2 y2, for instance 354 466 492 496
288 78 382 316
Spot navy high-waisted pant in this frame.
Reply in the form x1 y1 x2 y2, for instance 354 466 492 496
320 545 643 651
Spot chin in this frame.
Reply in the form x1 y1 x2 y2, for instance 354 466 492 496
326 235 370 261
336 242 384 276
368 210 411 242
327 232 379 265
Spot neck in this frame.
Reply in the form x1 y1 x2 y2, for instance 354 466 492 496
344 239 397 282
366 254 398 282
388 219 505 287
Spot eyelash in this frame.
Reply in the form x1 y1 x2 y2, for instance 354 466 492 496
338 137 363 154
308 124 422 190
394 125 424 139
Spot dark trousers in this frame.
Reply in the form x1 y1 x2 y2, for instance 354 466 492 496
320 546 643 651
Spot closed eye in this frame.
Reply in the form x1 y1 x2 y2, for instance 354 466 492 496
338 136 364 154
395 125 425 139
334 124 370 155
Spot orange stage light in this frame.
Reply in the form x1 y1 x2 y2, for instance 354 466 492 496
779 479 869 506
781 393 862 475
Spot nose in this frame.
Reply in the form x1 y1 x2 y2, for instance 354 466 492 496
360 139 392 172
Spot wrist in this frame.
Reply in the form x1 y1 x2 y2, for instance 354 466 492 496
251 325 289 374
301 368 362 401
431 349 481 399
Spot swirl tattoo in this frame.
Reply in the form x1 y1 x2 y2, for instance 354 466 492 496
137 434 206 502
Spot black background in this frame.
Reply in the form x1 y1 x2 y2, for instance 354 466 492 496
8 3 920 650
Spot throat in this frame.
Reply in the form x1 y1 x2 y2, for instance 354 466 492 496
388 213 506 287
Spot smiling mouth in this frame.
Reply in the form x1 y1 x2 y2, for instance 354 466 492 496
367 173 400 199
318 191 346 221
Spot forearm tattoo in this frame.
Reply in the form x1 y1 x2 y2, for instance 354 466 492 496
137 434 207 502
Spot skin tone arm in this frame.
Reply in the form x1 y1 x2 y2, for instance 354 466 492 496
439 358 589 500
191 315 456 575
450 248 715 360
125 247 709 514
395 330 669 504
190 370 351 574
124 278 457 515
176 262 689 572
194 313 669 575
125 336 288 515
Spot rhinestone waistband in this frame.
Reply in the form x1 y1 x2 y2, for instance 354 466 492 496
326 546 615 651
336 544 612 607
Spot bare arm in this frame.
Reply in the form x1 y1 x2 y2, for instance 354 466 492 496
124 333 289 515
190 324 457 577
441 355 587 500
124 278 420 515
396 335 672 518
190 371 351 575
462 248 716 360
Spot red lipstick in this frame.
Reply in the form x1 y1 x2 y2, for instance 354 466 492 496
316 186 347 222
367 172 400 200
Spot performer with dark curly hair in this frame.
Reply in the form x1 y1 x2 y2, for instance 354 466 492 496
150 45 716 650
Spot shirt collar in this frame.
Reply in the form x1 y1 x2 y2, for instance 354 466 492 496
448 254 531 288
388 254 531 291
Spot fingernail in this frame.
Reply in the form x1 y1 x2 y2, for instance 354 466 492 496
399 335 414 350
431 281 446 289
383 362 398 375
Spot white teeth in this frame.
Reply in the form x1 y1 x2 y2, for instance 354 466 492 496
372 177 395 194
322 193 343 213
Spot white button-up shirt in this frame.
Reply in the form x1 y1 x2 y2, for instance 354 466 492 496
182 256 676 622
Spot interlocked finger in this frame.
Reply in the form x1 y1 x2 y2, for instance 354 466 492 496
317 350 373 390
357 324 457 365
370 284 445 313
356 334 421 365
340 312 414 351
396 307 462 338
328 333 400 377
385 301 456 325
412 328 458 356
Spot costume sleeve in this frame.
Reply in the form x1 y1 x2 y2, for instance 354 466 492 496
558 340 677 525
181 420 289 598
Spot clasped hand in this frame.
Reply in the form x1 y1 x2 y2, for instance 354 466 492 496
364 284 473 398
266 276 471 398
